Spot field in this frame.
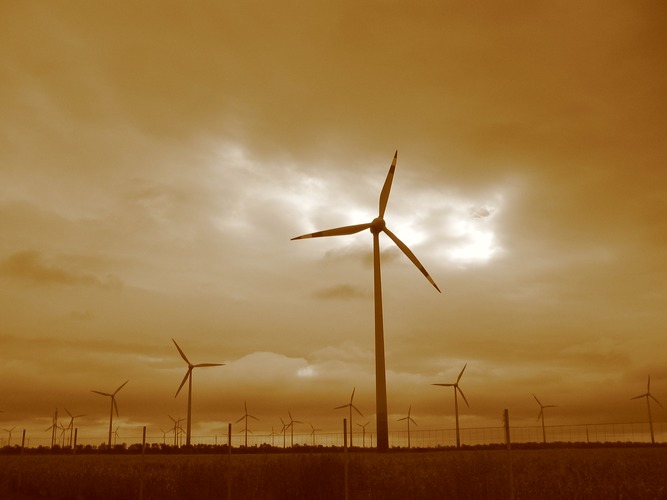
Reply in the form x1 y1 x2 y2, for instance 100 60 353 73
1 447 666 499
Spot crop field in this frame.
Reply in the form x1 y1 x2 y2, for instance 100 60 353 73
1 447 666 499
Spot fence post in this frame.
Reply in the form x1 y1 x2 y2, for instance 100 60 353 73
343 418 349 500
227 423 232 500
139 426 146 500
504 409 514 499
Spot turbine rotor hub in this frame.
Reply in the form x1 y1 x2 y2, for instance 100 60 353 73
370 217 385 234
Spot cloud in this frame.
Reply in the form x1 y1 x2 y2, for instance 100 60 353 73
313 284 368 300
0 250 122 289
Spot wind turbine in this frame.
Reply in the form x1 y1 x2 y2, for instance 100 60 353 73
432 363 469 448
284 411 302 447
356 421 370 448
44 409 58 449
279 418 288 448
397 406 417 449
3 426 16 447
632 375 663 445
533 394 556 444
65 408 85 449
292 150 440 450
168 415 184 447
309 423 322 446
235 401 259 448
172 338 224 446
335 387 363 447
268 425 280 447
91 380 128 448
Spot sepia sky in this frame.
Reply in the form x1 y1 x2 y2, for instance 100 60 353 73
1 1 666 443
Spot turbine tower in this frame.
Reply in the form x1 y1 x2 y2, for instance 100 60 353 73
533 394 556 444
632 375 663 445
292 151 440 451
432 363 469 448
91 380 128 448
172 338 224 446
334 387 363 448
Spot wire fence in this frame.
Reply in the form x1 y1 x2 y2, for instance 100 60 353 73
6 420 665 449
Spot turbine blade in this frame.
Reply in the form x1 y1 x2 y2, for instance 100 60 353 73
383 227 441 292
114 380 129 395
533 394 542 406
647 375 651 392
175 369 191 397
249 415 260 421
458 387 470 407
91 390 111 397
537 409 543 422
378 150 398 218
113 398 119 417
334 404 348 410
235 416 245 424
291 222 372 240
350 387 356 403
457 363 467 383
172 338 191 365
631 394 647 400
410 418 417 425
352 404 364 417
432 383 454 387
193 363 224 368
649 394 663 408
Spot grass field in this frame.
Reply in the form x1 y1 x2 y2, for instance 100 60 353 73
1 447 666 499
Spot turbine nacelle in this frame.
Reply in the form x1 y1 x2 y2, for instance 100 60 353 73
370 217 386 234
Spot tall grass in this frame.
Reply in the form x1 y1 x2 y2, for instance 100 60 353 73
1 448 666 499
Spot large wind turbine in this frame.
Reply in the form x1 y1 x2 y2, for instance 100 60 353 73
632 375 663 445
533 394 556 444
432 363 469 448
235 401 259 448
334 387 363 447
172 338 224 446
91 380 128 448
292 151 440 451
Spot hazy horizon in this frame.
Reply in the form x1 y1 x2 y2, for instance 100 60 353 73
1 2 666 445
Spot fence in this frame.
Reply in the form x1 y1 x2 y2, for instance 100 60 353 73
5 419 665 450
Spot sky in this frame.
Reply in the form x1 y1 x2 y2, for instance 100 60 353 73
1 1 666 445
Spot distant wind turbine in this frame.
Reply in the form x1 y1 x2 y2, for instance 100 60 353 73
168 415 185 447
356 421 370 448
632 375 663 445
91 380 128 448
397 406 417 449
533 394 556 444
172 338 224 446
268 425 279 447
65 408 85 449
433 363 469 448
235 401 259 447
279 418 288 448
3 426 16 447
44 409 58 449
292 150 440 451
284 411 302 447
309 423 322 446
335 387 363 447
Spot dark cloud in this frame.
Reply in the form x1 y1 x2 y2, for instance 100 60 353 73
313 284 369 301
